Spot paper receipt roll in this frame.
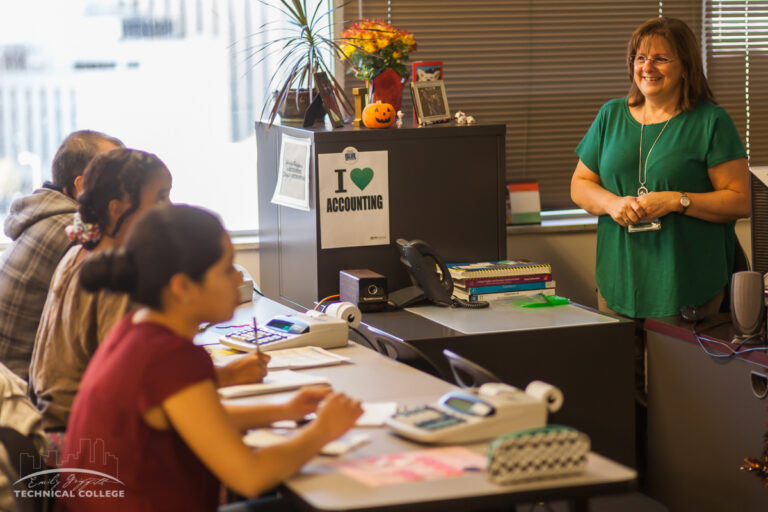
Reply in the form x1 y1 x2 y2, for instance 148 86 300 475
525 380 564 413
325 302 362 328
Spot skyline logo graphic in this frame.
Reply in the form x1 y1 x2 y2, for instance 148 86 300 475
13 438 126 500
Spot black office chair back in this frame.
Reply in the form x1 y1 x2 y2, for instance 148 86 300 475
443 349 502 388
372 336 449 381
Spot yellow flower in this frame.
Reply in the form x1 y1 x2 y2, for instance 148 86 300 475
393 51 402 58
363 41 376 53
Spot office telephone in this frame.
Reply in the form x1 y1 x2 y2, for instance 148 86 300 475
219 310 349 352
389 238 454 307
386 381 563 444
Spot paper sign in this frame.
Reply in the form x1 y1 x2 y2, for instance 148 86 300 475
318 147 390 249
271 135 312 211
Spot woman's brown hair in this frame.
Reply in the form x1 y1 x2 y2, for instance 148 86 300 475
627 17 715 111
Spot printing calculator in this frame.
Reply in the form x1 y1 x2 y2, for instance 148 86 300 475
386 383 560 444
219 310 349 352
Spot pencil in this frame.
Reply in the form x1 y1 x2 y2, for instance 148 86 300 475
252 317 261 354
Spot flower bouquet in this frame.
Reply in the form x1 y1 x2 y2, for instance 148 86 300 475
339 19 417 110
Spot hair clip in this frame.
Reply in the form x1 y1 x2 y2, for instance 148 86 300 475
66 212 101 244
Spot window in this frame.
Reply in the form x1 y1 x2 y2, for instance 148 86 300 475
0 0 298 238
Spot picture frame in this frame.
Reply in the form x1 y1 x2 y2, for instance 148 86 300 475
411 61 443 82
411 80 451 125
313 72 345 128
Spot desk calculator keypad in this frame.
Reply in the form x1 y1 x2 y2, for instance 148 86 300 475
224 327 288 346
392 406 466 431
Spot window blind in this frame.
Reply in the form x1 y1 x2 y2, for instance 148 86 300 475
342 1 702 209
705 1 768 166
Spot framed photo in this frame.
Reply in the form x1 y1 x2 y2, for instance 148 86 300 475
313 72 344 128
411 61 443 82
411 80 451 125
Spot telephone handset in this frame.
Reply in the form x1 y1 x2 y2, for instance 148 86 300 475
389 238 454 308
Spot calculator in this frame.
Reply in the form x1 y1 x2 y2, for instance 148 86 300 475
219 311 349 352
387 382 562 444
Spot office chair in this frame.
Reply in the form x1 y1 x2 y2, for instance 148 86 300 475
443 349 503 388
371 336 449 381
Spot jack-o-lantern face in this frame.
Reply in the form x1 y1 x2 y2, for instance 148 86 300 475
362 101 395 128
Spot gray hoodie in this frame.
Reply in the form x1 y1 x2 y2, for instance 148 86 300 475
0 187 76 380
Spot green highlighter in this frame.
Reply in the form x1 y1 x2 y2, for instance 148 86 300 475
521 293 570 308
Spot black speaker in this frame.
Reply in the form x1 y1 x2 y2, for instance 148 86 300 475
731 271 765 340
339 269 388 312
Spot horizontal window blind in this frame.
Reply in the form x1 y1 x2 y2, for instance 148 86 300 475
343 1 701 209
705 1 768 166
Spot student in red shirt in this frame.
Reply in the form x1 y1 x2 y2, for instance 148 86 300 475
57 204 362 511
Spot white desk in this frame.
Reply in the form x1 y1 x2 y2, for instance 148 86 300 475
406 301 618 335
204 297 637 512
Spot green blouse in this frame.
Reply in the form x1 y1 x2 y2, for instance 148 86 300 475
575 98 747 318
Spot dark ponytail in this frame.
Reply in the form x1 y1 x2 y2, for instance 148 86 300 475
80 248 137 294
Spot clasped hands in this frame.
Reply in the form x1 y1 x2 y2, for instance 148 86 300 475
609 191 679 227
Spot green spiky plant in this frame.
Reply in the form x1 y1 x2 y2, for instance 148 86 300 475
250 0 352 126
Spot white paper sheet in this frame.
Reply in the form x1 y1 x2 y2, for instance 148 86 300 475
271 134 312 211
267 346 352 370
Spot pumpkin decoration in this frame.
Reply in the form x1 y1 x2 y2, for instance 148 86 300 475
362 101 395 128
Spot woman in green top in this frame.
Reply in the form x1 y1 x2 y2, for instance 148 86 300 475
571 17 749 319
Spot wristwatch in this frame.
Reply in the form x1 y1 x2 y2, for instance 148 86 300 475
680 192 691 213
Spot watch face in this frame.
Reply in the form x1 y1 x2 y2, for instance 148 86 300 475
681 195 691 207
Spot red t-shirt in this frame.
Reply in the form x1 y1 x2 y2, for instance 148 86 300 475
56 315 218 512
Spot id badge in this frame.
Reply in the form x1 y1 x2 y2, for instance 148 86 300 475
628 218 661 233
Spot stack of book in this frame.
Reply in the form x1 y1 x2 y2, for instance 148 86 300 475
447 260 554 302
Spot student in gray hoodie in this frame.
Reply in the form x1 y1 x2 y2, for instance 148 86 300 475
0 131 123 379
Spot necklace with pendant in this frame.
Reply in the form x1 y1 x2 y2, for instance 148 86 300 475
637 108 671 196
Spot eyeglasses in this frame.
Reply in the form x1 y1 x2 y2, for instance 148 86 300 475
633 55 675 67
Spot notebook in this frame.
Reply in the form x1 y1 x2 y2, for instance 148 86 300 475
446 260 551 279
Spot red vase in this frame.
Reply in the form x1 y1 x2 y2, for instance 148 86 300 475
368 68 406 112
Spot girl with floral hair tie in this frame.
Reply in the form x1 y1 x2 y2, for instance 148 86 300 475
29 148 270 441
29 148 174 432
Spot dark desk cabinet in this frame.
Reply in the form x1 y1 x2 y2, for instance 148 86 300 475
645 316 768 511
356 307 637 468
256 121 506 310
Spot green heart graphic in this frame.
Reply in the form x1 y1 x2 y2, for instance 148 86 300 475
350 167 374 191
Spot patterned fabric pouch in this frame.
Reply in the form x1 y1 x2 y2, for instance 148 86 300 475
487 425 589 485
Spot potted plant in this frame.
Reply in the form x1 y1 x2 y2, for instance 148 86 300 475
253 0 352 126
